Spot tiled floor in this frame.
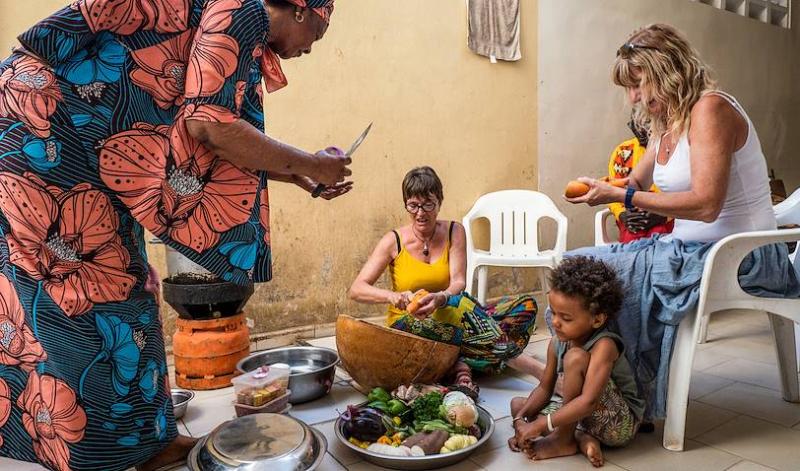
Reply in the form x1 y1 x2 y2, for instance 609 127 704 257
3 309 800 470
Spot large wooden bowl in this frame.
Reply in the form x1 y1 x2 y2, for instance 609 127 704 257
335 315 460 392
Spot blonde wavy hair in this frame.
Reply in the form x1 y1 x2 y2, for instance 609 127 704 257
612 24 717 138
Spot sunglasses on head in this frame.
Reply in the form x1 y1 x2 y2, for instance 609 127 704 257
617 43 660 57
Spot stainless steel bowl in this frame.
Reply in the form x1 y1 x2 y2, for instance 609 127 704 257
236 347 339 404
187 413 326 471
171 388 195 419
335 405 495 470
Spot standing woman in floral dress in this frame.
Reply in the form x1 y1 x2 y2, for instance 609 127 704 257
0 0 351 470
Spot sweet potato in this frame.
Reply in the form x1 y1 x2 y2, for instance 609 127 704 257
564 178 626 198
406 289 430 314
401 430 449 455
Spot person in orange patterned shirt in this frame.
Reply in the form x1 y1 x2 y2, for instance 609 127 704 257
608 110 673 243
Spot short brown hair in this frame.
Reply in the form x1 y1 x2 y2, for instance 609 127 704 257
402 166 444 204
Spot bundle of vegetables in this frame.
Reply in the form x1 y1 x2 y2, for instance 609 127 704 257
342 386 485 458
411 391 444 422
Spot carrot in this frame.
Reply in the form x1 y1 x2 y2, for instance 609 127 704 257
407 289 430 314
564 178 626 198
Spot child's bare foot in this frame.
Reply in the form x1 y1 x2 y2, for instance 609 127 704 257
576 430 604 467
136 435 198 471
524 432 578 461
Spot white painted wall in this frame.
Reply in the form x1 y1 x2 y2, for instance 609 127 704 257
538 0 800 248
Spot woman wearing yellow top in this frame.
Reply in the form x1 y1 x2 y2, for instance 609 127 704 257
350 167 538 397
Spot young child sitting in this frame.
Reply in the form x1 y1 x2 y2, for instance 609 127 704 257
508 256 644 467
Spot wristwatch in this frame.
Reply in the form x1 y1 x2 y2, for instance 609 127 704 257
624 186 637 211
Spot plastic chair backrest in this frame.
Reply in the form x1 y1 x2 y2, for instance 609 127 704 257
463 190 567 257
775 187 800 226
775 187 800 262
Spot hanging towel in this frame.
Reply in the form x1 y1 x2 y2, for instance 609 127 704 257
468 0 521 61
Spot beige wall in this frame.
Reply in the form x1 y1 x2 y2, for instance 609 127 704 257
538 0 800 249
0 1 540 337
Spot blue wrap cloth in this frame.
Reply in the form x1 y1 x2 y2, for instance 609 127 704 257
547 235 800 418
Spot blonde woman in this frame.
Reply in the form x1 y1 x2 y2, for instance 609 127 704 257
570 23 773 239
515 24 800 463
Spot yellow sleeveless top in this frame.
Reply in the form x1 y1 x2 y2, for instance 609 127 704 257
386 222 463 327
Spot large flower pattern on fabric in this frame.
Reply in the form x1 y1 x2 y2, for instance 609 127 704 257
77 0 190 35
185 0 243 98
99 106 258 253
0 379 10 447
0 274 47 371
258 187 270 245
130 29 194 109
0 56 62 138
0 173 136 317
18 371 87 471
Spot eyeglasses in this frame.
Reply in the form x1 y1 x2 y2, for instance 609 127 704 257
405 201 437 213
617 43 660 57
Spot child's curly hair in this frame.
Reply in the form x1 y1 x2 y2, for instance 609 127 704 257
549 256 623 319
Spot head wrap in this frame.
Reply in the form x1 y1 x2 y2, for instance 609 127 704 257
289 0 335 23
260 0 334 93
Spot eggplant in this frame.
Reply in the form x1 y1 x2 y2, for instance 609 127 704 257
340 405 387 442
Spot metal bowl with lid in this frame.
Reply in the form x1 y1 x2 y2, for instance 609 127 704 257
187 413 326 471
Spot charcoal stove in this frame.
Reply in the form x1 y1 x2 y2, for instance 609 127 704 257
152 241 254 320
152 240 254 389
162 274 254 320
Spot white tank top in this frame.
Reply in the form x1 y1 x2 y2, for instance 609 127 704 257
652 92 776 243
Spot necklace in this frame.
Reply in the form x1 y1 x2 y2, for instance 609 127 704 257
411 223 436 257
663 132 673 156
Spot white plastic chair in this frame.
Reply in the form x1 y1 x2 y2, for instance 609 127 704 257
462 190 568 305
594 208 616 246
774 188 800 261
773 188 800 368
698 188 800 344
663 227 800 451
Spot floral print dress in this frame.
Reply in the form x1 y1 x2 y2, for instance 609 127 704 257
0 1 273 469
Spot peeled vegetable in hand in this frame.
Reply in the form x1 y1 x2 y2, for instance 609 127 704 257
340 406 387 442
440 434 478 453
442 391 478 428
564 178 627 198
407 289 429 314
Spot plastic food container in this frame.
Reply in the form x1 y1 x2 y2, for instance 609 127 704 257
234 390 292 417
231 364 290 407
